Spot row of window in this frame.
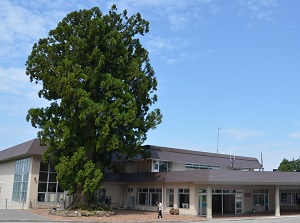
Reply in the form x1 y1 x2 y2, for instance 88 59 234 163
152 161 221 172
137 188 300 208
137 188 190 208
186 163 220 170
280 193 300 205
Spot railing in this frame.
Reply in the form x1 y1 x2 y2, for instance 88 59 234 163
0 198 60 210
0 199 29 209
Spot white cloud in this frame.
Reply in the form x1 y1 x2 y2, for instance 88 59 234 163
238 0 278 22
104 0 221 31
0 66 46 117
147 37 175 53
147 35 215 63
0 67 28 94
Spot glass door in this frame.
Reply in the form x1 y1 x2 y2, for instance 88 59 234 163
199 193 207 216
235 194 243 214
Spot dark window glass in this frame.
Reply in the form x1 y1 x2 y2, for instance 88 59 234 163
40 162 48 171
38 182 47 192
139 193 146 205
39 172 48 182
37 193 45 202
48 183 57 192
151 193 161 205
48 173 57 182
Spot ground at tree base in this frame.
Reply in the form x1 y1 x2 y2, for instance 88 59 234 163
25 209 204 222
25 209 300 222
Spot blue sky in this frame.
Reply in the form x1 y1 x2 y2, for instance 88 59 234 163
1 0 300 171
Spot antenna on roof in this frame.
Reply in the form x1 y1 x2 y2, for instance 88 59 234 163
230 146 235 170
260 151 264 171
217 127 222 153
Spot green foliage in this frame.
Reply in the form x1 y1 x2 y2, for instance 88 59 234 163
25 5 162 206
278 158 300 172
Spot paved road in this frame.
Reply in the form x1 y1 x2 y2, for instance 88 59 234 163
0 209 54 222
1 210 300 223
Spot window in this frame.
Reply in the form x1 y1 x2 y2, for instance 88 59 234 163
166 189 174 207
159 161 170 172
185 163 219 170
253 189 268 206
178 188 190 208
138 189 148 205
12 158 30 202
280 193 300 205
152 160 170 172
127 187 133 192
153 162 159 172
137 188 162 206
37 162 63 202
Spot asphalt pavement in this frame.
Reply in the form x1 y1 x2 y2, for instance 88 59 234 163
0 209 52 221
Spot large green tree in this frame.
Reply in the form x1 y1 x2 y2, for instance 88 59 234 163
26 5 162 207
278 158 300 172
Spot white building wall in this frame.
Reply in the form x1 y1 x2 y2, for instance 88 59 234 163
104 184 122 208
0 160 15 206
28 156 42 207
171 162 186 171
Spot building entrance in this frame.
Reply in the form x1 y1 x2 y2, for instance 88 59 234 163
212 189 243 215
199 188 243 216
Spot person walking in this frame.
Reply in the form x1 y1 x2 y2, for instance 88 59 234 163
157 201 163 219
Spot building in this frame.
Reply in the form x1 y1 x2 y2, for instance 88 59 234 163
1 139 300 218
0 139 64 209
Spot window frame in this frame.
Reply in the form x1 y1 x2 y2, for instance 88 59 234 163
12 158 31 202
178 188 190 209
253 189 268 207
166 188 174 207
137 188 162 206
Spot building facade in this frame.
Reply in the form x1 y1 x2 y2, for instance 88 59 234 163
1 139 300 218
0 139 65 209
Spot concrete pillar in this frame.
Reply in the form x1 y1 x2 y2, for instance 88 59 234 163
275 185 280 217
206 184 212 219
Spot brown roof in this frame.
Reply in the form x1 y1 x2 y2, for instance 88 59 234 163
105 169 300 185
0 139 46 162
144 145 262 169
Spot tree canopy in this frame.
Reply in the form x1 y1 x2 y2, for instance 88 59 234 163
278 158 300 172
25 5 162 207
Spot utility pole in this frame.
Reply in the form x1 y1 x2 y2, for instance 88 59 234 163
217 127 222 153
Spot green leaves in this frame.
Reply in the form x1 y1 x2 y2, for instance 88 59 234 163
26 5 162 206
278 158 300 172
